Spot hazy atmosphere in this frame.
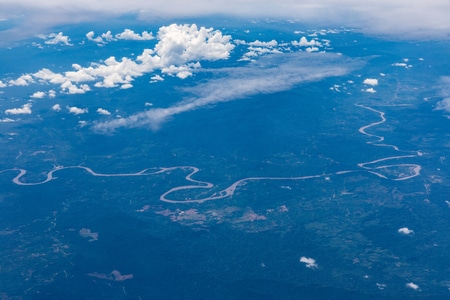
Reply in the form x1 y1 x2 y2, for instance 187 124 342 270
1 1 450 299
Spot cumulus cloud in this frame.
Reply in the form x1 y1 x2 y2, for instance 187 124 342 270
31 91 46 98
300 256 318 269
68 106 88 114
292 36 322 47
115 29 154 40
0 80 6 88
153 24 234 66
150 74 164 83
406 282 420 290
9 74 34 86
5 103 32 115
51 104 61 111
87 29 153 45
93 52 361 132
97 108 111 115
86 30 116 45
435 98 450 112
48 89 56 98
41 32 72 46
3 24 234 93
236 39 284 61
365 87 376 93
363 78 378 86
61 81 91 94
398 227 414 235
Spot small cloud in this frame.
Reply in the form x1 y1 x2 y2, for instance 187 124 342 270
43 32 73 46
365 87 376 93
79 228 98 241
48 89 56 98
292 36 322 47
61 81 90 94
97 108 111 115
115 29 154 41
247 39 278 47
1 118 16 122
86 31 104 44
78 120 88 127
31 91 46 98
51 104 61 111
305 46 320 52
86 30 116 45
363 78 378 86
150 74 164 83
5 103 32 115
0 80 6 88
392 62 412 68
100 31 115 42
9 74 34 86
406 282 420 290
435 98 450 113
120 83 133 89
68 106 88 115
300 256 318 269
398 227 414 235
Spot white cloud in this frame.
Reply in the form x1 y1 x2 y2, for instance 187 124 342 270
0 80 6 88
31 91 46 98
86 31 104 44
7 24 235 92
115 29 154 40
97 108 111 115
1 118 16 122
363 78 378 86
33 68 66 84
150 74 164 83
120 83 133 89
2 1 450 44
398 227 414 235
247 39 278 47
365 87 376 93
9 74 34 86
61 81 91 94
87 29 153 45
406 282 420 290
68 106 88 114
51 104 61 111
292 36 322 47
101 31 115 42
392 62 412 68
48 89 56 98
93 52 361 132
5 103 32 115
300 256 318 269
78 120 88 127
154 24 234 66
305 46 319 53
435 98 450 113
42 32 72 46
237 39 284 61
86 30 116 45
